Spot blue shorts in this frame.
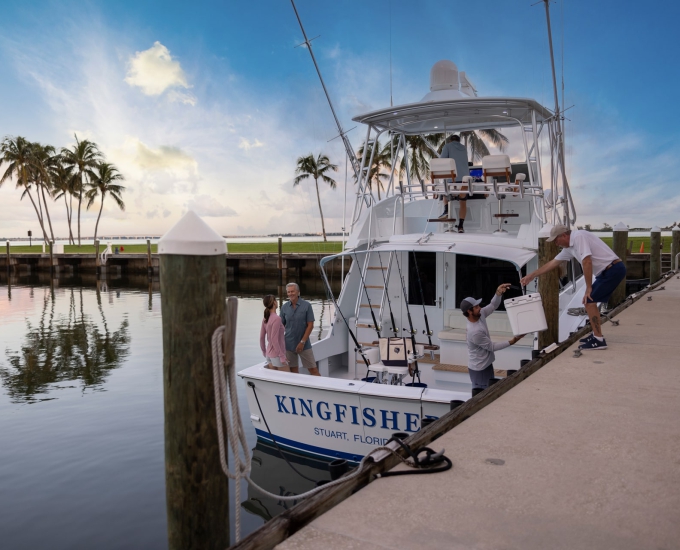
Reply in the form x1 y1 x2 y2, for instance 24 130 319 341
588 261 626 304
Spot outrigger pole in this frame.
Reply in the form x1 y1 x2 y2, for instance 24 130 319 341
541 0 573 228
289 0 361 181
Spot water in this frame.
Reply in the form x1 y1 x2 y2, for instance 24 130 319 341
0 275 335 548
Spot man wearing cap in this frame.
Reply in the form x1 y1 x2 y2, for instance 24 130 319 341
520 224 626 351
462 284 526 390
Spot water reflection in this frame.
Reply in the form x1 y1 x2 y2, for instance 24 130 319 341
1 284 130 403
242 442 330 521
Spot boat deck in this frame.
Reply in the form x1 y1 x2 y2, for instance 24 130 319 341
277 275 680 550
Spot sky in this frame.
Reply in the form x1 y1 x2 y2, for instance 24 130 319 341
0 0 678 240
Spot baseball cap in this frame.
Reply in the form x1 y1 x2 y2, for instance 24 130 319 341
460 297 482 313
546 224 569 242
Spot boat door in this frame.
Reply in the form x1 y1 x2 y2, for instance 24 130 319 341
406 251 443 346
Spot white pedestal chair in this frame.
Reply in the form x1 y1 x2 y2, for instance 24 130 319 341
482 155 526 234
363 346 388 383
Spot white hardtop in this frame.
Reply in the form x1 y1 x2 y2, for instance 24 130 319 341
352 97 553 135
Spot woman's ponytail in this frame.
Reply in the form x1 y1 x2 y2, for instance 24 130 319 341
263 294 276 322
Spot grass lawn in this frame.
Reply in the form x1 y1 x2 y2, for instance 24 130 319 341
599 236 671 253
226 241 343 254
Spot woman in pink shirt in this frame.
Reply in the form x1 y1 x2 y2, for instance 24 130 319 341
259 295 290 371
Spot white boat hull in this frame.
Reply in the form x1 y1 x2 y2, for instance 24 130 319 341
239 364 469 463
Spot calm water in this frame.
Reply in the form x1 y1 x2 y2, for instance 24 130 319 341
0 274 335 549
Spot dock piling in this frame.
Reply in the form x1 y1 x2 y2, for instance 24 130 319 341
95 240 101 275
538 229 559 348
611 222 628 306
159 211 229 550
650 226 661 284
278 236 283 286
147 239 152 276
672 226 680 271
5 241 9 273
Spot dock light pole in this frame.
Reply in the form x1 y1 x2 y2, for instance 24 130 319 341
159 211 229 550
650 226 661 284
611 223 628 307
538 224 559 349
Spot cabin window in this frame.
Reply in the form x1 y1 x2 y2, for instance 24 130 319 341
455 255 526 312
408 252 436 306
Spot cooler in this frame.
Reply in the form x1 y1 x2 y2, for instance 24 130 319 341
504 293 548 336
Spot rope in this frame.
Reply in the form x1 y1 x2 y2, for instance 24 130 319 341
211 324 452 542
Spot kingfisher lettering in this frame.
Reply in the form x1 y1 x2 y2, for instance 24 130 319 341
274 394 425 432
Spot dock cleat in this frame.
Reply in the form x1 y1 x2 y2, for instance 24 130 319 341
578 337 607 351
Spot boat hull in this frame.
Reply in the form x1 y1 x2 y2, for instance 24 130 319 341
239 364 468 463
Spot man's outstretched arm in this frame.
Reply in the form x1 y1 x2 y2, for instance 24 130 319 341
520 259 562 287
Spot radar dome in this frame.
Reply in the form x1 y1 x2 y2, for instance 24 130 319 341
430 60 459 92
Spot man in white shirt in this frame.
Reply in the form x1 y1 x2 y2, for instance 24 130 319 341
520 225 626 351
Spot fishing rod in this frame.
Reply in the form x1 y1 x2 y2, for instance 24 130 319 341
394 253 421 384
378 252 399 337
411 251 433 347
353 252 381 339
318 257 371 377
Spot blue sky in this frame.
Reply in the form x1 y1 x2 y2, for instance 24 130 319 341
0 0 678 238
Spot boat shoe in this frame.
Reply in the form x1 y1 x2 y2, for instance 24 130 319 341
578 337 607 351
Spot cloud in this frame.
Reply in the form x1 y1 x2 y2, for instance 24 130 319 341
186 194 237 217
133 141 198 172
124 41 192 98
238 137 264 150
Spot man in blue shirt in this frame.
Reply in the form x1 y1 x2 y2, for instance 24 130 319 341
280 282 320 376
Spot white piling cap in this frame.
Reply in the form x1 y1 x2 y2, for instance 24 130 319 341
651 225 661 233
537 223 554 238
158 210 227 256
613 222 628 231
673 225 680 232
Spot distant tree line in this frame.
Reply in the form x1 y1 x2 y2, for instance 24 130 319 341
0 134 125 246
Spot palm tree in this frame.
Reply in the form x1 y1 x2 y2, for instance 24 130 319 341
61 135 102 246
51 156 77 245
294 154 337 242
0 136 49 242
356 140 392 200
459 129 509 163
392 134 445 187
29 142 58 243
85 163 125 244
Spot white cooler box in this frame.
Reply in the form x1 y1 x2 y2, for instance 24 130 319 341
504 293 548 336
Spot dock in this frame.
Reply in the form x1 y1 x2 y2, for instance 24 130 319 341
269 273 680 549
0 252 349 278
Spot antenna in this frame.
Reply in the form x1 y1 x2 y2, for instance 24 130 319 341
389 0 393 107
289 0 360 180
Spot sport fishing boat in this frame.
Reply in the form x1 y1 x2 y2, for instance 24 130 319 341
239 2 586 464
